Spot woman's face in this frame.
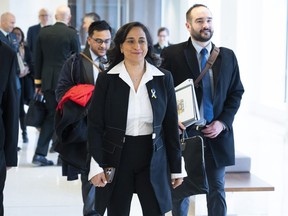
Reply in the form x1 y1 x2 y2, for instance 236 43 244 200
120 26 148 64
12 29 22 43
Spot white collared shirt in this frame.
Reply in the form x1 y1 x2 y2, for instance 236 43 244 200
110 61 164 136
89 61 164 179
0 28 9 37
89 61 187 180
89 49 107 84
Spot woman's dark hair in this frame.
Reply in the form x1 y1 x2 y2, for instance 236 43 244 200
12 27 25 43
107 21 160 69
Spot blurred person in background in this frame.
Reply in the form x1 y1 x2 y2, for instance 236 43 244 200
12 27 34 144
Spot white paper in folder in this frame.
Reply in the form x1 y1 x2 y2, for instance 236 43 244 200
175 79 200 127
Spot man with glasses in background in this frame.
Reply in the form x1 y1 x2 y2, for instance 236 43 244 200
55 20 112 216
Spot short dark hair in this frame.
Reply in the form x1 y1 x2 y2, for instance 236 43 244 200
84 12 100 22
186 4 208 21
107 21 159 69
88 20 112 37
157 27 169 36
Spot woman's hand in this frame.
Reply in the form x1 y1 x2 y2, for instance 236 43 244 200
178 121 186 134
19 66 30 78
171 178 184 189
90 172 107 187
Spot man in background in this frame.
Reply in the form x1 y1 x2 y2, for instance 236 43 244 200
32 5 80 166
161 4 244 216
56 20 112 216
81 12 101 48
27 8 51 58
0 12 20 92
153 27 171 56
0 12 23 151
82 12 100 33
0 12 18 52
0 40 19 216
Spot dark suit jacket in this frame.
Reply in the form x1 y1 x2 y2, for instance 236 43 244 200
26 23 41 56
0 31 21 90
153 42 171 55
0 31 18 52
56 48 93 100
34 22 80 91
20 44 35 104
87 61 182 214
0 41 19 167
161 38 244 167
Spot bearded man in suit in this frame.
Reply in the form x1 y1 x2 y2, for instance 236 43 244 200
161 4 244 216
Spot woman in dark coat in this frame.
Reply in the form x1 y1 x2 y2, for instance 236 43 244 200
87 22 185 216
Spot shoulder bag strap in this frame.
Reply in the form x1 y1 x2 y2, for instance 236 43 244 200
80 52 103 73
194 46 220 88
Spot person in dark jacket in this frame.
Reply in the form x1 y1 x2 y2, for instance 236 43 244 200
26 8 51 59
87 21 185 216
161 4 244 216
12 26 34 144
153 27 171 56
0 40 19 216
32 5 80 166
55 20 112 216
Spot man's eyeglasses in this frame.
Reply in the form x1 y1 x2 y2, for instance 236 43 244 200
90 38 111 45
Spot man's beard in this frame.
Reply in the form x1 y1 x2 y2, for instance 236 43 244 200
192 29 213 42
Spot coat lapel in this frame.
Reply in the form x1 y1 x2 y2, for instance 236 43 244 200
146 80 156 123
183 38 201 80
146 78 164 131
81 48 94 84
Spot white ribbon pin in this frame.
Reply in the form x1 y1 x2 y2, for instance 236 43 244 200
151 88 157 99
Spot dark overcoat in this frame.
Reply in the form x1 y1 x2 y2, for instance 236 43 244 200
87 62 182 214
161 38 244 167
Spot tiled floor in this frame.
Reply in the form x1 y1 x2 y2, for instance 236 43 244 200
3 109 288 216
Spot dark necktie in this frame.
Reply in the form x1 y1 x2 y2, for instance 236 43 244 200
6 34 11 42
200 48 214 123
98 57 106 72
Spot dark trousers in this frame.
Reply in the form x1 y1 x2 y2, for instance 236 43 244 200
172 131 227 216
0 153 7 216
107 135 163 216
19 88 27 136
35 90 57 156
81 173 98 216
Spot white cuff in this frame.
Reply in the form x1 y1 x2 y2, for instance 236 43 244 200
171 156 187 179
88 157 104 181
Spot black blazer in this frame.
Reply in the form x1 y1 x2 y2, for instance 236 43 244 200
0 31 21 90
161 38 244 167
87 62 182 214
26 23 41 56
56 48 94 101
34 22 80 91
0 31 18 52
0 41 19 167
153 42 172 55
